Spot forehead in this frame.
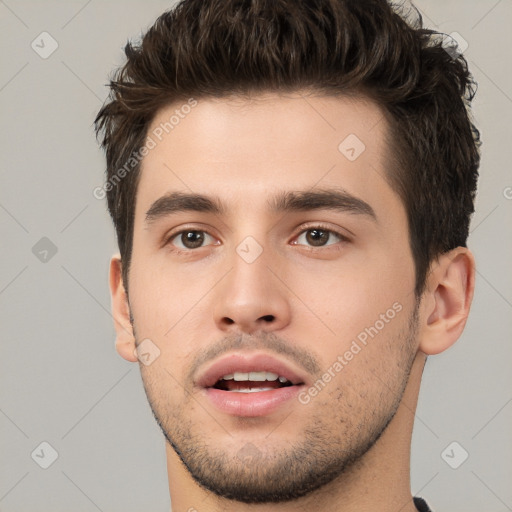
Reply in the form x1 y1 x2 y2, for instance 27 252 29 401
144 92 385 162
135 92 401 222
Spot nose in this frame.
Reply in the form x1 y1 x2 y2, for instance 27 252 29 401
212 243 291 334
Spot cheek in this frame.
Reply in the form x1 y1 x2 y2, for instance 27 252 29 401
128 253 215 379
294 251 413 341
325 306 415 414
139 362 184 415
128 251 200 333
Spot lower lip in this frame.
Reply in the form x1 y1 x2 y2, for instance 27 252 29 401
203 385 303 417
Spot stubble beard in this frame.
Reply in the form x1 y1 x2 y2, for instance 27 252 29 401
135 306 419 504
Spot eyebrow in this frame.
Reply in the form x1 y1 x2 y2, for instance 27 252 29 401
144 187 377 224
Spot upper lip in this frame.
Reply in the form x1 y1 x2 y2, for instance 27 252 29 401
195 352 309 388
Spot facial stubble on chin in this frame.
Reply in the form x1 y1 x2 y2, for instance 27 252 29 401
131 306 419 504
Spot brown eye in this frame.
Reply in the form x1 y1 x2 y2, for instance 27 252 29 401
305 229 330 247
295 227 345 248
168 230 214 250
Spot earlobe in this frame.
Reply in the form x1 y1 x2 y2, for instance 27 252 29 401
418 248 476 356
109 254 138 362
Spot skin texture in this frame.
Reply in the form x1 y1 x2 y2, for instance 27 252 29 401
109 92 475 512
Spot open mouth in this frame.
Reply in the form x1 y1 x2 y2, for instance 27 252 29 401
197 353 308 416
212 371 296 393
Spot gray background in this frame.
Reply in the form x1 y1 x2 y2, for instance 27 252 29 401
1 1 511 511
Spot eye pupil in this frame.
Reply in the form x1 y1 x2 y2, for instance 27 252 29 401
182 231 204 248
306 229 329 247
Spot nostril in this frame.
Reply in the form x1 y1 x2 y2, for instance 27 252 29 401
261 315 275 322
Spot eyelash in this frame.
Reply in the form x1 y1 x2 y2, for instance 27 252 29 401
164 223 350 255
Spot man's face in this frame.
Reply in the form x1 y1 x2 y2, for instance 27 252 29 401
127 92 419 502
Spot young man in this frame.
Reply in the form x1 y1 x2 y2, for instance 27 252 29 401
95 0 480 510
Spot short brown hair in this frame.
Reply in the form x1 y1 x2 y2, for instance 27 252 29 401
95 0 480 296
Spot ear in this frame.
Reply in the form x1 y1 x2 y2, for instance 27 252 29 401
109 254 138 362
418 247 476 355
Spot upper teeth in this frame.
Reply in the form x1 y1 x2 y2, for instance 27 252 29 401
222 371 289 383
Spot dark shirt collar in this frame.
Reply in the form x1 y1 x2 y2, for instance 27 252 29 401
414 496 433 512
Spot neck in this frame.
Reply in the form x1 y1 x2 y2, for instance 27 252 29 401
166 353 427 512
